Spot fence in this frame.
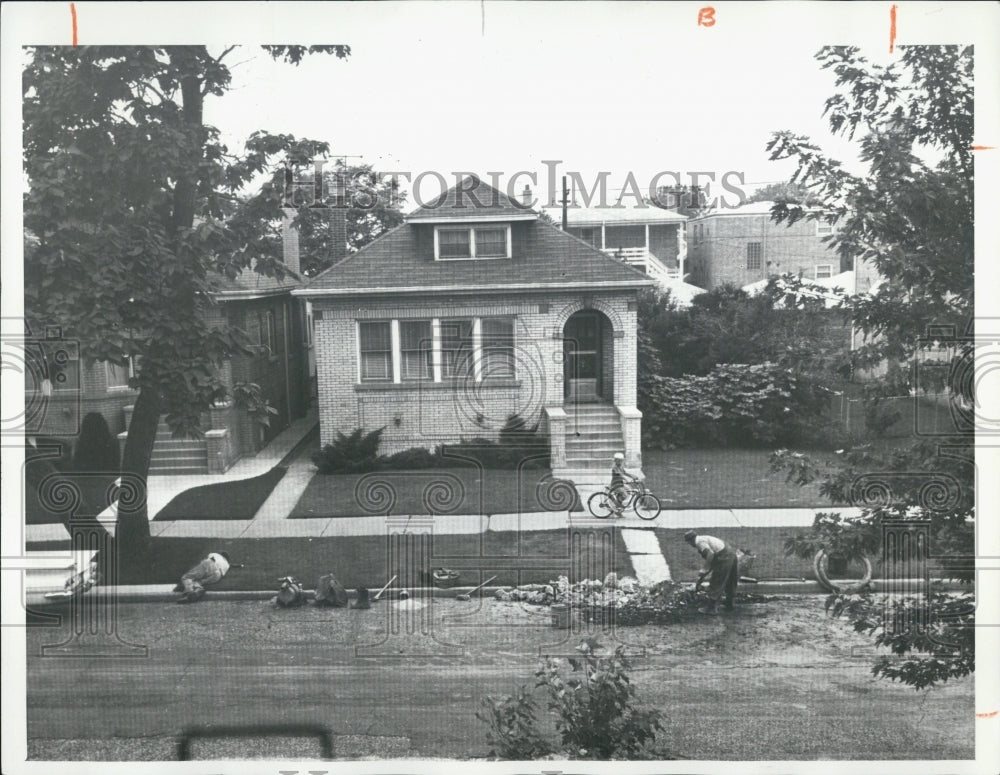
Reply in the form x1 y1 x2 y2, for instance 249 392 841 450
829 390 966 438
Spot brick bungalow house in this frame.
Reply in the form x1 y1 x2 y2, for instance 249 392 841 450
293 177 653 478
29 214 311 474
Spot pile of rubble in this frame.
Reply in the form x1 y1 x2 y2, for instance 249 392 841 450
494 573 701 624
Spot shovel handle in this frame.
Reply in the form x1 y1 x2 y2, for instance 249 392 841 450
373 574 398 600
467 575 497 595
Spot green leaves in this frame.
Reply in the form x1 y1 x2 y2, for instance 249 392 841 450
24 45 350 426
478 639 669 760
640 362 827 449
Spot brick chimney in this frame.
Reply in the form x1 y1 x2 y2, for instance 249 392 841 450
521 184 533 208
328 169 349 264
280 208 300 276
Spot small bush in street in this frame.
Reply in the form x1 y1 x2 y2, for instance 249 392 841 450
476 685 553 759
478 637 672 760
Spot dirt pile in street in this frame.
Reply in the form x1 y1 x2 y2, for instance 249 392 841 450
493 573 715 625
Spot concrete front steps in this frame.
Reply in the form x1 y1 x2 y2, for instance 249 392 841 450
554 402 644 486
119 414 210 475
564 402 624 470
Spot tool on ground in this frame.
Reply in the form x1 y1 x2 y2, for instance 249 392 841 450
456 575 497 602
372 574 398 602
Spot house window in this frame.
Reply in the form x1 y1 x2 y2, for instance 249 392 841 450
437 228 472 259
434 225 511 260
105 358 135 390
481 317 515 379
815 264 834 279
440 318 475 378
358 316 516 385
475 227 508 257
359 321 392 382
746 242 762 270
255 310 277 355
816 220 834 235
399 320 433 381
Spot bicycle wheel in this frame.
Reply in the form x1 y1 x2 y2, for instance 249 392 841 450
633 492 661 520
587 491 616 519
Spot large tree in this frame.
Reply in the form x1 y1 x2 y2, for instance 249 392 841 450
292 161 407 276
23 45 348 552
766 46 975 689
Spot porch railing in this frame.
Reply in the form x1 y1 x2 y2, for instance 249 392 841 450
601 247 680 281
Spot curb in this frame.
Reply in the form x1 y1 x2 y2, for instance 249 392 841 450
24 579 969 607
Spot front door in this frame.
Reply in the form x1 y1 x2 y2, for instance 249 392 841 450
564 312 602 402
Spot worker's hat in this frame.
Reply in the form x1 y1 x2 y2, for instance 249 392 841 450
613 452 625 460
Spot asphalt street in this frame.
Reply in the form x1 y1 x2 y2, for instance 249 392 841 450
25 597 974 761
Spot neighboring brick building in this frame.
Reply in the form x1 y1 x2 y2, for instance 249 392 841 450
294 176 653 478
30 212 314 474
687 201 847 290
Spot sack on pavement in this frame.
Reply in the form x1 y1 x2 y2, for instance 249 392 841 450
273 576 306 607
313 573 349 607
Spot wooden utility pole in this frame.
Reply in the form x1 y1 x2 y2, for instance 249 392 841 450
561 175 569 230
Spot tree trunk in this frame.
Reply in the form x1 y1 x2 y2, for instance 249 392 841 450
117 387 161 548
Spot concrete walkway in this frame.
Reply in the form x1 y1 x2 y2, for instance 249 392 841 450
22 413 863 596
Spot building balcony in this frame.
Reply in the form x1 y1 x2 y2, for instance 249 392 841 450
601 247 681 281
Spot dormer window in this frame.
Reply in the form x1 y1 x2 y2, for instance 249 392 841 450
434 225 512 260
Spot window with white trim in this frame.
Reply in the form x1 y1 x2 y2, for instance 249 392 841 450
746 242 762 270
399 320 433 381
481 317 515 379
357 316 515 384
105 357 135 390
815 264 834 279
359 321 392 382
434 225 511 260
440 318 474 378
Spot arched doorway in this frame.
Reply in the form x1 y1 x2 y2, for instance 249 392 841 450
563 309 613 403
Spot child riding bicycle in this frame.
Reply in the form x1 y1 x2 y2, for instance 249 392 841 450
610 452 641 518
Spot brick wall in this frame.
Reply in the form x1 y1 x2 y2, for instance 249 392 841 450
688 212 844 289
33 359 135 438
226 296 305 454
648 223 680 268
311 291 639 454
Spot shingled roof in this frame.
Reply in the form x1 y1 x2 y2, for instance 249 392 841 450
209 262 300 301
296 201 652 298
405 174 536 223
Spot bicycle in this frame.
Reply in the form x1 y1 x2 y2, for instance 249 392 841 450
588 479 661 520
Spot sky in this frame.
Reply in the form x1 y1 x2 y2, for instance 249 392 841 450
4 2 997 212
208 2 877 210
2 2 998 217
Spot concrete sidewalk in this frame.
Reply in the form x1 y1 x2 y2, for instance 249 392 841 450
125 506 858 540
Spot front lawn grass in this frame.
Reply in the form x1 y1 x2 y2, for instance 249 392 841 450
153 466 287 521
642 448 848 508
654 526 818 582
290 467 582 518
101 530 632 589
